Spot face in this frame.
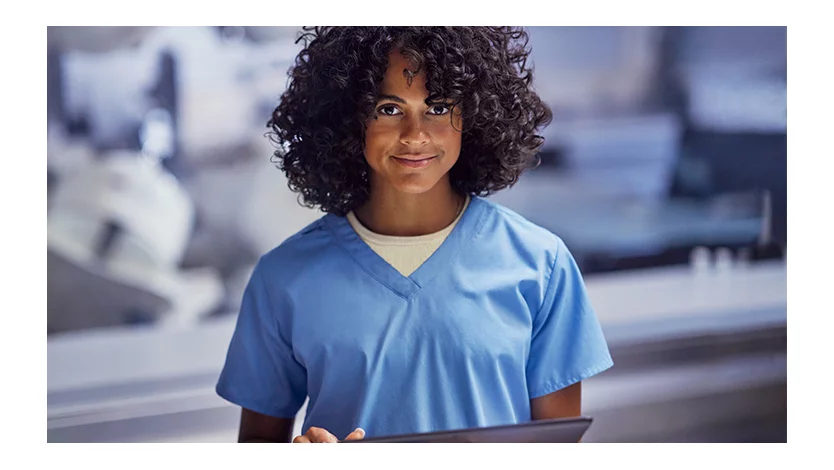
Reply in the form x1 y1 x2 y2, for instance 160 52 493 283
363 49 463 196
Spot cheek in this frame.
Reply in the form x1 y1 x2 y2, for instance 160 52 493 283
362 127 387 159
433 124 462 152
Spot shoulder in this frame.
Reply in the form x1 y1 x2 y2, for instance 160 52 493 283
476 197 568 262
473 197 581 320
254 215 335 280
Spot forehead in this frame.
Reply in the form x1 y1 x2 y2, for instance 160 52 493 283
379 49 428 99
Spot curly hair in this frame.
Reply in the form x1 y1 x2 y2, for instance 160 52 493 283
268 27 552 216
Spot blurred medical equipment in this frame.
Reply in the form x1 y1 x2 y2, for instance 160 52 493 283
47 144 224 333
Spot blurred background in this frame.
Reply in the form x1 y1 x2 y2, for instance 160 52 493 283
46 26 787 442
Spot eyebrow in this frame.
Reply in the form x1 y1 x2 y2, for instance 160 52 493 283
376 94 450 105
376 94 407 104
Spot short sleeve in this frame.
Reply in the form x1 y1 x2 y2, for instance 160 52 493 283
526 238 613 398
215 258 307 418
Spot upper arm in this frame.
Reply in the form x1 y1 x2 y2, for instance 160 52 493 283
530 381 582 420
239 408 295 443
526 239 612 398
216 260 308 423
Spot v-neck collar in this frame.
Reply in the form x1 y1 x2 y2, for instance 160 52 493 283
324 195 489 299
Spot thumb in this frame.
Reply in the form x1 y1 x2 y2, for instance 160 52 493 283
344 427 366 441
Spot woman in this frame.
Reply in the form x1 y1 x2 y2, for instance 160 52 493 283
216 26 613 443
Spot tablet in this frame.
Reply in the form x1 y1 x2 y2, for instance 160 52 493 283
345 416 593 443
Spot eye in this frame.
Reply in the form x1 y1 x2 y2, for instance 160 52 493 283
427 104 451 116
377 105 402 116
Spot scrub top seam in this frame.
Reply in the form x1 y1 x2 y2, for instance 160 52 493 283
532 235 562 330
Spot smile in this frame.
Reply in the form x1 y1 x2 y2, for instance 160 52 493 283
392 155 437 168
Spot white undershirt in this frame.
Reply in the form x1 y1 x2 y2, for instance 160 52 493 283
346 195 471 277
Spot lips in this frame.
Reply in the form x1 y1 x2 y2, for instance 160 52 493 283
394 154 435 161
392 154 437 168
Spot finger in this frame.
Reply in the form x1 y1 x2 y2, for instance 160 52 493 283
344 428 366 441
292 435 311 443
307 427 338 443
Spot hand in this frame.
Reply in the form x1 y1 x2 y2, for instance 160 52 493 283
292 427 365 443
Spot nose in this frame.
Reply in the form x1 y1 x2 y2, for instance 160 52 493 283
399 114 429 147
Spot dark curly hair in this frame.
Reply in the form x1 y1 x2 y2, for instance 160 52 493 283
268 26 552 216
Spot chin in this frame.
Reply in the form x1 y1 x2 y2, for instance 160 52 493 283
393 181 439 195
390 175 445 195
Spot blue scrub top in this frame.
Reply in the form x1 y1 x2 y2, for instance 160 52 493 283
216 196 613 439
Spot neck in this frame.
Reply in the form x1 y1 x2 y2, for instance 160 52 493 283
353 178 465 237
